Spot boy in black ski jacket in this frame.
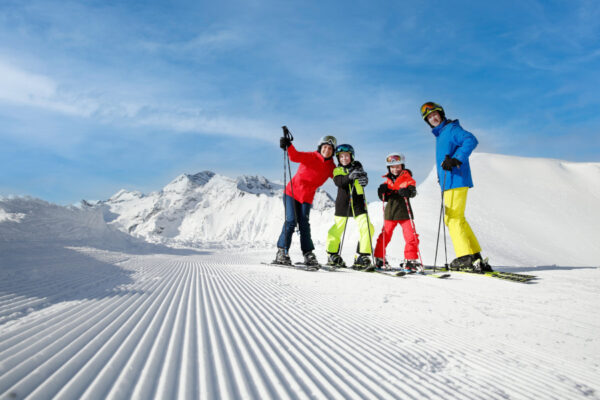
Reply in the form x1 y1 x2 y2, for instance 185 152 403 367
325 144 375 268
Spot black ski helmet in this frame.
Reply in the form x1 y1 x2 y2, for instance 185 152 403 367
335 144 355 163
420 102 445 127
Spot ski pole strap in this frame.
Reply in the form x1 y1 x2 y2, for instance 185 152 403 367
282 125 294 141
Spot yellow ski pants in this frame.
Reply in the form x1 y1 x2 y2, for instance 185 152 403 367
444 187 481 258
326 214 375 254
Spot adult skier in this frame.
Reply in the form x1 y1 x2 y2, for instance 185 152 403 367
275 134 337 266
420 102 492 272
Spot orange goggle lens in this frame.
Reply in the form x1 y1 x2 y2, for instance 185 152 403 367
386 155 402 163
420 103 439 117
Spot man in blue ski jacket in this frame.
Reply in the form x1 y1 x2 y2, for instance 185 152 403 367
420 102 492 272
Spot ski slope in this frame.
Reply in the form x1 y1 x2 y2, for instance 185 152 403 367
1 246 599 399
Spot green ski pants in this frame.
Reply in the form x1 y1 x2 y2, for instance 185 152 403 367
326 213 375 254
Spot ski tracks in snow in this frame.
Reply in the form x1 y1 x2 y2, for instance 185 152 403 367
0 250 598 399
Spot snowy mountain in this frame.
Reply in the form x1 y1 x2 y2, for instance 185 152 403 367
86 171 335 248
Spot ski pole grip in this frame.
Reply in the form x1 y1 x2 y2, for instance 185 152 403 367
282 125 294 141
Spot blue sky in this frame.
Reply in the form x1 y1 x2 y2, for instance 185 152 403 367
1 0 599 204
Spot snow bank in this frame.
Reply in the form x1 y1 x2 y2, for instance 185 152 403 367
0 196 148 251
407 153 600 267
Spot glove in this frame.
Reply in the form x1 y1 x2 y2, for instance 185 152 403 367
441 155 462 171
348 169 362 180
280 136 292 150
377 184 390 199
357 174 368 187
398 186 417 198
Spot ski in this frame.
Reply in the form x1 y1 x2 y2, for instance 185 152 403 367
418 271 452 279
261 261 319 272
352 264 376 272
406 269 451 279
424 267 536 283
373 267 405 277
370 267 451 279
294 262 341 272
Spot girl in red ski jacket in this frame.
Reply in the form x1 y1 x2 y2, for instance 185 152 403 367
275 135 337 266
373 153 421 271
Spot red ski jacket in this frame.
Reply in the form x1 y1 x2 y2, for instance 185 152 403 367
384 169 416 190
285 144 335 204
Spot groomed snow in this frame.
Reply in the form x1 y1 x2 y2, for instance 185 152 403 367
1 153 599 399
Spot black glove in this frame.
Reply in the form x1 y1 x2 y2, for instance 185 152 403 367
280 136 292 150
441 155 462 171
398 186 417 198
378 184 393 200
357 174 368 187
348 169 362 180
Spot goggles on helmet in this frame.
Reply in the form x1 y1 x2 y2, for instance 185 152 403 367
386 152 405 166
420 102 443 120
335 144 354 155
318 135 337 148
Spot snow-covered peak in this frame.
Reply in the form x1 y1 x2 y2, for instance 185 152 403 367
236 175 281 195
108 189 145 203
163 171 215 194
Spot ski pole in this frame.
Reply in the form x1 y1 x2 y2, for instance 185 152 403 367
433 172 449 270
404 196 424 274
281 126 300 252
433 200 443 271
441 171 449 269
382 194 386 267
338 184 354 258
361 189 376 266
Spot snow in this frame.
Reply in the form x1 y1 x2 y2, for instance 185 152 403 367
1 153 599 399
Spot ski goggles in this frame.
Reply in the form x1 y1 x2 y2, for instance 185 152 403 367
420 102 443 119
319 135 337 148
386 154 403 163
335 144 354 154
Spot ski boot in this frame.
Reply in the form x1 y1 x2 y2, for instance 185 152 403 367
449 254 475 271
402 259 421 274
375 257 391 270
303 251 320 268
274 248 292 265
472 253 493 272
327 252 346 268
353 253 374 271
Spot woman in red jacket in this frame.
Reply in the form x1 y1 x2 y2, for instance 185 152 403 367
276 135 337 266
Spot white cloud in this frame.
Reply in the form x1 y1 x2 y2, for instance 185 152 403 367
0 59 277 140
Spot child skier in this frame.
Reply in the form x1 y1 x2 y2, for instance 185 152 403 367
325 144 375 269
373 153 421 272
275 134 337 267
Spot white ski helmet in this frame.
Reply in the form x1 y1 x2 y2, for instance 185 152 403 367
317 135 337 151
386 152 405 166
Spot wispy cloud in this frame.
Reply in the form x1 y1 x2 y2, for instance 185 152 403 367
0 59 280 140
1 0 599 204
